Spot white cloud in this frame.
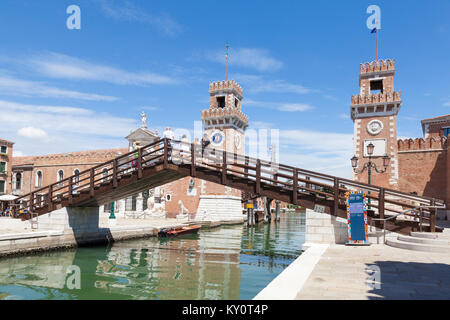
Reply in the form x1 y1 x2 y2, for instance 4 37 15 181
141 106 159 111
0 75 118 101
30 52 176 86
12 150 25 157
444 100 450 107
207 48 283 72
17 127 49 141
97 0 182 36
245 99 314 112
0 100 138 156
278 104 314 112
278 129 353 178
235 74 312 95
338 113 350 119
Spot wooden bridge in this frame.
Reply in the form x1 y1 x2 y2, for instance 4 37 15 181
13 139 445 235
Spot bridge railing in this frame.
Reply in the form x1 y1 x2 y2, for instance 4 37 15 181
170 139 443 231
14 138 445 231
14 139 166 215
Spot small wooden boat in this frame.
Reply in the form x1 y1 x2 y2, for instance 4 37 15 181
159 225 201 237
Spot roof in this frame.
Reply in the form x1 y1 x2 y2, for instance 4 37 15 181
0 138 14 145
12 147 128 166
421 114 450 123
421 114 450 135
125 127 159 140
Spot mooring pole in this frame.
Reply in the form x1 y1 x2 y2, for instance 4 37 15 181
275 200 281 221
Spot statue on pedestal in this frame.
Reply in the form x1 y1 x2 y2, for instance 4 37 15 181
176 200 189 220
141 111 147 128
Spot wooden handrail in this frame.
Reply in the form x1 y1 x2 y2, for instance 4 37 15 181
14 138 445 233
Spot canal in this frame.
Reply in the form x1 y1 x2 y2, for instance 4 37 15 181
0 211 305 300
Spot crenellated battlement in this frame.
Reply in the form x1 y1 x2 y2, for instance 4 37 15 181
352 91 402 105
397 136 447 152
209 80 243 97
360 59 395 74
201 106 249 126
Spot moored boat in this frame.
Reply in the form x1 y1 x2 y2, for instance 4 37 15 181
159 225 201 237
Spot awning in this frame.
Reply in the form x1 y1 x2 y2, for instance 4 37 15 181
0 195 18 201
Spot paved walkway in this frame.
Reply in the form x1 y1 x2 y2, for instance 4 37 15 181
296 244 450 300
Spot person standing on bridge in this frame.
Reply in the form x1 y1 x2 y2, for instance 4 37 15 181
201 133 210 159
180 134 190 164
132 141 141 169
163 127 175 160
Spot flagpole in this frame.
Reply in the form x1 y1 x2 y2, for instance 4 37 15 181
226 41 229 81
376 21 379 61
375 27 378 61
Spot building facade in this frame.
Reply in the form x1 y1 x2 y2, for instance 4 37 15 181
351 59 449 209
0 139 14 195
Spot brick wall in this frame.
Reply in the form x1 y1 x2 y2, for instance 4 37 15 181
12 148 128 196
397 137 448 203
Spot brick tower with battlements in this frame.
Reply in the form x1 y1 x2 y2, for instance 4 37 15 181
201 80 248 155
351 59 402 188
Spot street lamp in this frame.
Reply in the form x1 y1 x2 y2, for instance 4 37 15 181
351 143 391 208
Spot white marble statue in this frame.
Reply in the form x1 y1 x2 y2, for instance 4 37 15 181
141 111 147 128
144 187 166 218
176 200 189 220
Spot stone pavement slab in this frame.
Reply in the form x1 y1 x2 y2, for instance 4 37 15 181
296 244 450 300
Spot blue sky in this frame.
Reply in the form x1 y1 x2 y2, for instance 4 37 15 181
0 0 449 178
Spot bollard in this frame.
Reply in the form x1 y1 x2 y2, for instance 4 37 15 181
275 200 281 221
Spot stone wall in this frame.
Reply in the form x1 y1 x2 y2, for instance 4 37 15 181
195 195 244 221
305 209 397 245
305 209 348 244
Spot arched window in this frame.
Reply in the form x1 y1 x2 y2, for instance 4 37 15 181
15 172 22 190
57 170 64 186
35 171 42 188
73 169 80 184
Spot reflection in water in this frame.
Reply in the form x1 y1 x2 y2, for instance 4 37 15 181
0 212 305 300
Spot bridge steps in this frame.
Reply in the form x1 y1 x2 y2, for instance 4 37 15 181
386 233 450 253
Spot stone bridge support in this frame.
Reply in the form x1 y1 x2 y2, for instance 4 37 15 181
37 207 113 245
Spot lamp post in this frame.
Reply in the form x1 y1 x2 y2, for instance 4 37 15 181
351 143 390 208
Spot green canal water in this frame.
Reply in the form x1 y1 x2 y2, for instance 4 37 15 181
0 212 305 300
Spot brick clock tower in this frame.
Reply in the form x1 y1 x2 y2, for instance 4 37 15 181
194 80 249 221
201 80 248 154
350 59 402 188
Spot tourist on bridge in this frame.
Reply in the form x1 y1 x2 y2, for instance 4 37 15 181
201 133 210 158
180 134 190 164
163 127 175 160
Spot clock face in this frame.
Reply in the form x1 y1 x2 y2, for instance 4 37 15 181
210 130 224 146
367 120 383 135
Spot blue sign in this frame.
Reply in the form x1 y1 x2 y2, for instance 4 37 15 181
346 191 369 245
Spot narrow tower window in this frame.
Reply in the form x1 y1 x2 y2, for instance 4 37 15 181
370 79 383 93
217 96 226 109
